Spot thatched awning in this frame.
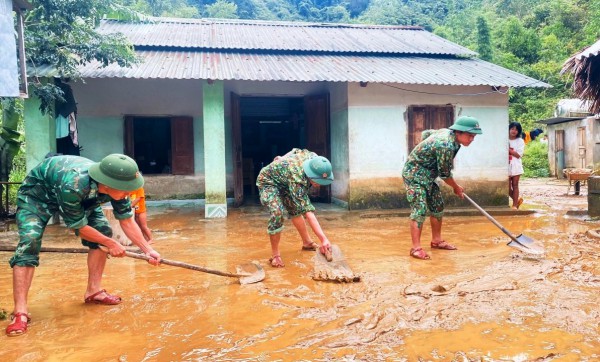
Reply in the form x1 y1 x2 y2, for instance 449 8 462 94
562 39 600 114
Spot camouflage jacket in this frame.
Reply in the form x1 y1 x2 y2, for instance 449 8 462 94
256 148 316 203
402 129 461 185
17 155 133 229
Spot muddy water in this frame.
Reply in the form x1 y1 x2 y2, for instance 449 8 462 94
1 204 599 361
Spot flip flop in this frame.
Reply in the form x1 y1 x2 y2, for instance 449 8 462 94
410 247 430 260
5 313 30 337
516 197 524 209
84 289 122 305
431 241 457 250
301 241 318 251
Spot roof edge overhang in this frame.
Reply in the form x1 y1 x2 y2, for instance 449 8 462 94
537 116 588 125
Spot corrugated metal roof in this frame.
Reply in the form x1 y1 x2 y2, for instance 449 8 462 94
48 50 548 87
537 117 585 125
99 18 477 56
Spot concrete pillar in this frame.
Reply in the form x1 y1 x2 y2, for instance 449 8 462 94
24 95 55 171
202 80 227 218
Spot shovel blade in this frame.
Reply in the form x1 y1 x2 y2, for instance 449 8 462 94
236 262 265 284
507 234 544 255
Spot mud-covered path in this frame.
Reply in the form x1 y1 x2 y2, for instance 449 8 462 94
0 177 598 361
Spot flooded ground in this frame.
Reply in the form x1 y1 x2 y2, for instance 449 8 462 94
1 177 599 361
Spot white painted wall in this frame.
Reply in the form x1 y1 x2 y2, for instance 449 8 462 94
347 83 510 183
73 78 203 117
72 78 206 171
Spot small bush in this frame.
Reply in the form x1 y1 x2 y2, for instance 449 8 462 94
522 141 550 178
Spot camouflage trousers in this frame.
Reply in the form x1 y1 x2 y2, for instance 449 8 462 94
259 185 315 235
10 203 112 268
403 178 444 228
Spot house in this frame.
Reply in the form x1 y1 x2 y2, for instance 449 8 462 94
24 17 549 217
538 99 597 177
553 39 600 176
0 0 30 97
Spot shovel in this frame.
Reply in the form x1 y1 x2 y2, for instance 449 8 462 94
463 194 544 254
118 249 265 285
97 245 265 285
0 244 265 284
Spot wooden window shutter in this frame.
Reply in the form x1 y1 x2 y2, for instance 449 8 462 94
171 117 194 175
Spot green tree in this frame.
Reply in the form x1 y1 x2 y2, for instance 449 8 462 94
24 0 139 114
496 17 541 63
583 0 600 43
0 0 140 214
205 0 239 18
476 16 493 61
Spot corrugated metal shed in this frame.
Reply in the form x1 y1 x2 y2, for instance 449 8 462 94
99 18 476 56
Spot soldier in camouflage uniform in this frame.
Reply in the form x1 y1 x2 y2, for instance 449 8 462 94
256 148 334 267
402 116 482 260
6 154 161 337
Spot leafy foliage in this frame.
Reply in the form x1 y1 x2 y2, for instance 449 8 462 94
523 141 550 178
23 0 140 114
476 16 493 61
205 0 239 18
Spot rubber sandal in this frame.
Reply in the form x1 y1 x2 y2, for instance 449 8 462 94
269 255 285 268
301 241 318 251
516 197 524 209
431 241 457 250
84 289 122 305
5 312 31 337
410 247 430 260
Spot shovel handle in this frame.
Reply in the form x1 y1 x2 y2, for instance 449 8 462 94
122 250 242 278
98 245 242 278
463 193 526 247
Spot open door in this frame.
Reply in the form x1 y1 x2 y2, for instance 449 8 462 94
304 93 331 203
231 92 244 206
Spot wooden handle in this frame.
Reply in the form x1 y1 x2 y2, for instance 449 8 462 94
463 193 520 244
123 251 242 278
0 245 90 253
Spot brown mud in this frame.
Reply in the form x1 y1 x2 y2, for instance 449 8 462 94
0 177 599 361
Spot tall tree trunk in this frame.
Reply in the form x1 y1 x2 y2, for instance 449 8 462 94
0 98 23 216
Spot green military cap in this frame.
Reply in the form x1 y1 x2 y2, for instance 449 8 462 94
449 116 483 134
89 154 144 191
303 156 334 186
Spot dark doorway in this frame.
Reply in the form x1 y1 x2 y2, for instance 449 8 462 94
239 97 305 198
232 94 330 206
